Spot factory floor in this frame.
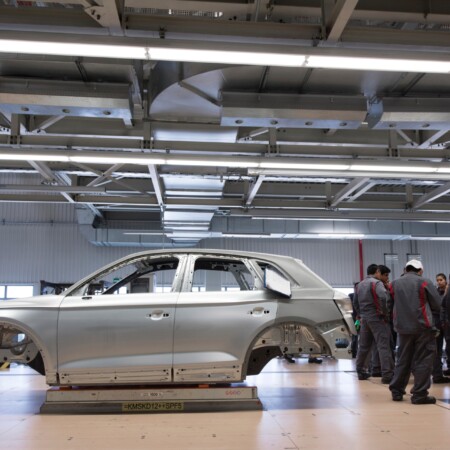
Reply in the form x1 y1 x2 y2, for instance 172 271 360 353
0 357 449 450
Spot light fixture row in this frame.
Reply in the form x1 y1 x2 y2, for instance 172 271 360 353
1 36 450 74
1 150 450 177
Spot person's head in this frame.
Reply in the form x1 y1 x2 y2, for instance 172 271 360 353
378 265 391 284
405 259 423 275
367 263 379 276
436 273 447 289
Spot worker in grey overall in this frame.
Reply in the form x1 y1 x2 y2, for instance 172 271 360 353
389 260 442 404
355 264 394 384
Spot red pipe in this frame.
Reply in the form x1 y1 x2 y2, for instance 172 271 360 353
358 239 364 281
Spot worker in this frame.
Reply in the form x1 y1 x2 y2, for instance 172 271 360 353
432 274 450 383
355 264 394 384
389 260 442 404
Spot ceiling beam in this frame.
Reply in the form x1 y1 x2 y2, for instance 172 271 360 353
27 160 56 182
178 81 221 107
0 184 106 193
84 0 123 36
29 115 65 133
417 130 449 149
326 0 359 44
0 82 132 123
148 164 165 211
329 177 370 208
245 175 265 206
413 182 450 209
87 163 124 187
221 92 367 129
347 181 376 202
227 208 450 222
73 162 152 196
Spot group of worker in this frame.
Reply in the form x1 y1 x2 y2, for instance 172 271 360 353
352 259 450 405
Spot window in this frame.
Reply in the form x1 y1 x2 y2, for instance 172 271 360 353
191 258 256 292
0 285 34 300
68 256 180 297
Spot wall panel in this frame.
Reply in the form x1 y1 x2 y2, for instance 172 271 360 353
0 224 135 291
0 203 77 224
2 223 450 295
199 238 360 286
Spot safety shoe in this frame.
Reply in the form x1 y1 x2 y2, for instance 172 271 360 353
432 376 450 384
381 376 393 384
411 396 436 405
357 371 370 380
391 393 403 402
308 357 323 364
371 372 382 377
283 354 295 364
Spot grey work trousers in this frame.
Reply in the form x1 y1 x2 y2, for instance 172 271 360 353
389 331 436 401
432 330 444 379
356 318 394 378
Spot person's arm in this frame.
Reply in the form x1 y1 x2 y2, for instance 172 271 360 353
424 281 444 316
386 283 394 320
374 281 389 319
441 288 449 327
352 286 361 319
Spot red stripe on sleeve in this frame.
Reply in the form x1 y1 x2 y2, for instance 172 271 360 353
419 281 431 328
389 284 394 299
371 282 380 315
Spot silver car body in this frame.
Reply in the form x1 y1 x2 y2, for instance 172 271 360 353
0 249 355 386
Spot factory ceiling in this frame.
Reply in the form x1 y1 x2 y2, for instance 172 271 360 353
1 0 450 245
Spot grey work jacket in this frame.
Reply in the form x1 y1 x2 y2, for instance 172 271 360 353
390 272 442 334
354 275 388 321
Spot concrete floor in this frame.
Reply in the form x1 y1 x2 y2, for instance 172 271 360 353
0 358 449 450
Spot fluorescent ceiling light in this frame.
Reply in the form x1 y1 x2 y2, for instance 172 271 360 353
223 233 272 238
123 232 163 235
0 153 69 162
259 162 350 170
412 236 450 241
307 56 450 74
1 38 450 74
318 234 365 239
4 150 450 177
351 164 432 173
169 158 259 168
0 39 146 60
70 155 166 165
149 48 305 67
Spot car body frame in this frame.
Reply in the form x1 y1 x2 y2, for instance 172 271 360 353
0 249 355 386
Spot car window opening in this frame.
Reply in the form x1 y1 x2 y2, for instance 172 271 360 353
70 257 180 296
191 258 256 292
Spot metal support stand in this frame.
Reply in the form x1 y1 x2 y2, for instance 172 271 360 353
40 385 262 414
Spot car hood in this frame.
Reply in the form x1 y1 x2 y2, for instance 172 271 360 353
0 295 63 309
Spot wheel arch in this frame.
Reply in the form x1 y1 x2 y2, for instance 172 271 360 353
0 318 52 377
241 318 332 377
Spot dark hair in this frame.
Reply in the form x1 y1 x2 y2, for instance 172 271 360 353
405 265 420 273
436 273 447 281
367 264 379 275
378 265 391 275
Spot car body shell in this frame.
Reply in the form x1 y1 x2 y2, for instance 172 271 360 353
0 249 355 386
